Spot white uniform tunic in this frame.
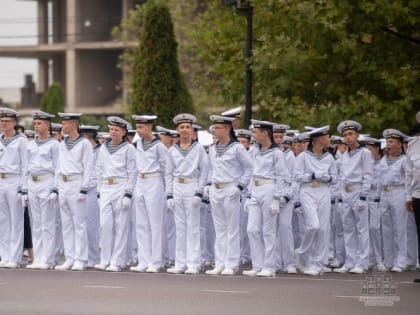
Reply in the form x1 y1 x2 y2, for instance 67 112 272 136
134 136 168 269
340 146 373 270
24 136 59 266
166 140 208 270
96 140 136 267
247 144 289 272
294 149 338 272
57 135 93 266
379 154 408 269
208 140 253 271
0 133 27 264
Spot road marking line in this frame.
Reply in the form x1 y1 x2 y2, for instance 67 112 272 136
333 295 361 299
83 285 124 289
204 290 249 294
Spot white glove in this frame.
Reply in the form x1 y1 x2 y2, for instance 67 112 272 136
21 193 28 209
203 185 210 199
304 173 313 182
270 199 280 214
244 198 252 213
192 196 202 209
77 193 87 201
357 198 368 212
230 185 242 200
167 198 175 211
316 172 331 183
293 202 302 214
48 192 58 202
279 196 289 209
121 196 131 210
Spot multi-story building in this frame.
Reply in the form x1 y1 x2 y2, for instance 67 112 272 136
0 0 142 115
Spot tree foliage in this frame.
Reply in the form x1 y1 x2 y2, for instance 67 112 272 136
187 0 420 136
40 82 65 123
130 0 194 127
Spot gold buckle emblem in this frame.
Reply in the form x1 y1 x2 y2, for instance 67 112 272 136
383 185 389 192
140 173 145 179
344 185 350 192
254 180 261 187
0 173 5 179
311 180 319 188
31 175 40 182
107 178 116 185
214 183 221 189
178 177 186 184
62 175 68 182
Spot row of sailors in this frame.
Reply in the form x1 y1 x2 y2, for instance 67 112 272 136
0 106 419 277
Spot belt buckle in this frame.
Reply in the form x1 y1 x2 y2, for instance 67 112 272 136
32 175 39 182
178 177 186 184
383 185 389 192
254 180 261 187
140 173 145 179
311 180 319 188
107 178 116 185
344 185 350 192
62 175 68 182
215 183 221 189
0 173 5 179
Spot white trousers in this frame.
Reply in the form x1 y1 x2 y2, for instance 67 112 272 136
87 187 100 265
368 199 383 265
125 202 138 265
28 176 56 265
381 188 407 268
329 201 345 264
58 179 88 265
164 207 176 263
54 199 64 263
0 177 24 264
134 176 165 269
200 201 215 265
209 184 241 270
407 211 418 267
340 189 370 269
247 183 277 271
173 181 201 269
239 194 251 264
99 182 129 267
296 185 331 271
277 201 295 270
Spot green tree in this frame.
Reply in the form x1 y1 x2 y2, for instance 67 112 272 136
187 0 420 136
130 0 194 127
40 82 65 123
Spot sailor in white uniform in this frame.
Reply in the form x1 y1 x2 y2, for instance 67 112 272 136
130 115 168 273
54 113 93 271
24 111 59 270
294 126 338 276
0 108 28 268
166 113 208 274
205 115 253 276
94 117 136 272
242 120 289 277
379 129 409 272
334 120 373 274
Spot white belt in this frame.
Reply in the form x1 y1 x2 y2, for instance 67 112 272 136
103 177 128 185
253 179 274 187
302 181 328 188
382 184 404 192
138 172 160 179
0 173 19 179
30 174 54 182
60 174 82 182
343 184 363 192
174 177 197 184
213 182 234 189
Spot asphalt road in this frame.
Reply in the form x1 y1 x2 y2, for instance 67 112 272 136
0 268 419 315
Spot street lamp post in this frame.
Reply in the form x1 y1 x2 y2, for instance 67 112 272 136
221 0 253 128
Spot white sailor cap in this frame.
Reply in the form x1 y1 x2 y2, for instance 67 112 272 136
209 115 235 124
251 119 275 130
31 110 54 120
283 135 294 144
192 124 203 131
235 129 253 139
173 113 196 126
308 125 330 138
25 130 36 138
416 111 420 124
97 132 110 139
50 123 62 131
286 129 299 136
156 125 176 136
382 128 407 141
58 112 82 120
330 135 344 144
304 126 316 132
296 132 310 142
337 120 362 134
107 116 130 130
127 129 136 136
273 124 290 133
0 107 19 118
79 125 100 132
221 106 241 118
361 136 381 146
132 114 157 124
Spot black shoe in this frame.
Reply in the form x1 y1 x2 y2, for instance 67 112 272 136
414 278 420 283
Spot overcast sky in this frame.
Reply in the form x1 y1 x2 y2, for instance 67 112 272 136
0 0 37 88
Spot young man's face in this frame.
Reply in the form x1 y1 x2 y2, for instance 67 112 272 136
0 117 16 133
386 138 402 155
136 123 152 138
61 120 77 135
237 136 251 149
273 132 284 146
176 123 192 140
33 119 49 135
109 125 125 142
342 129 358 147
212 123 229 139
